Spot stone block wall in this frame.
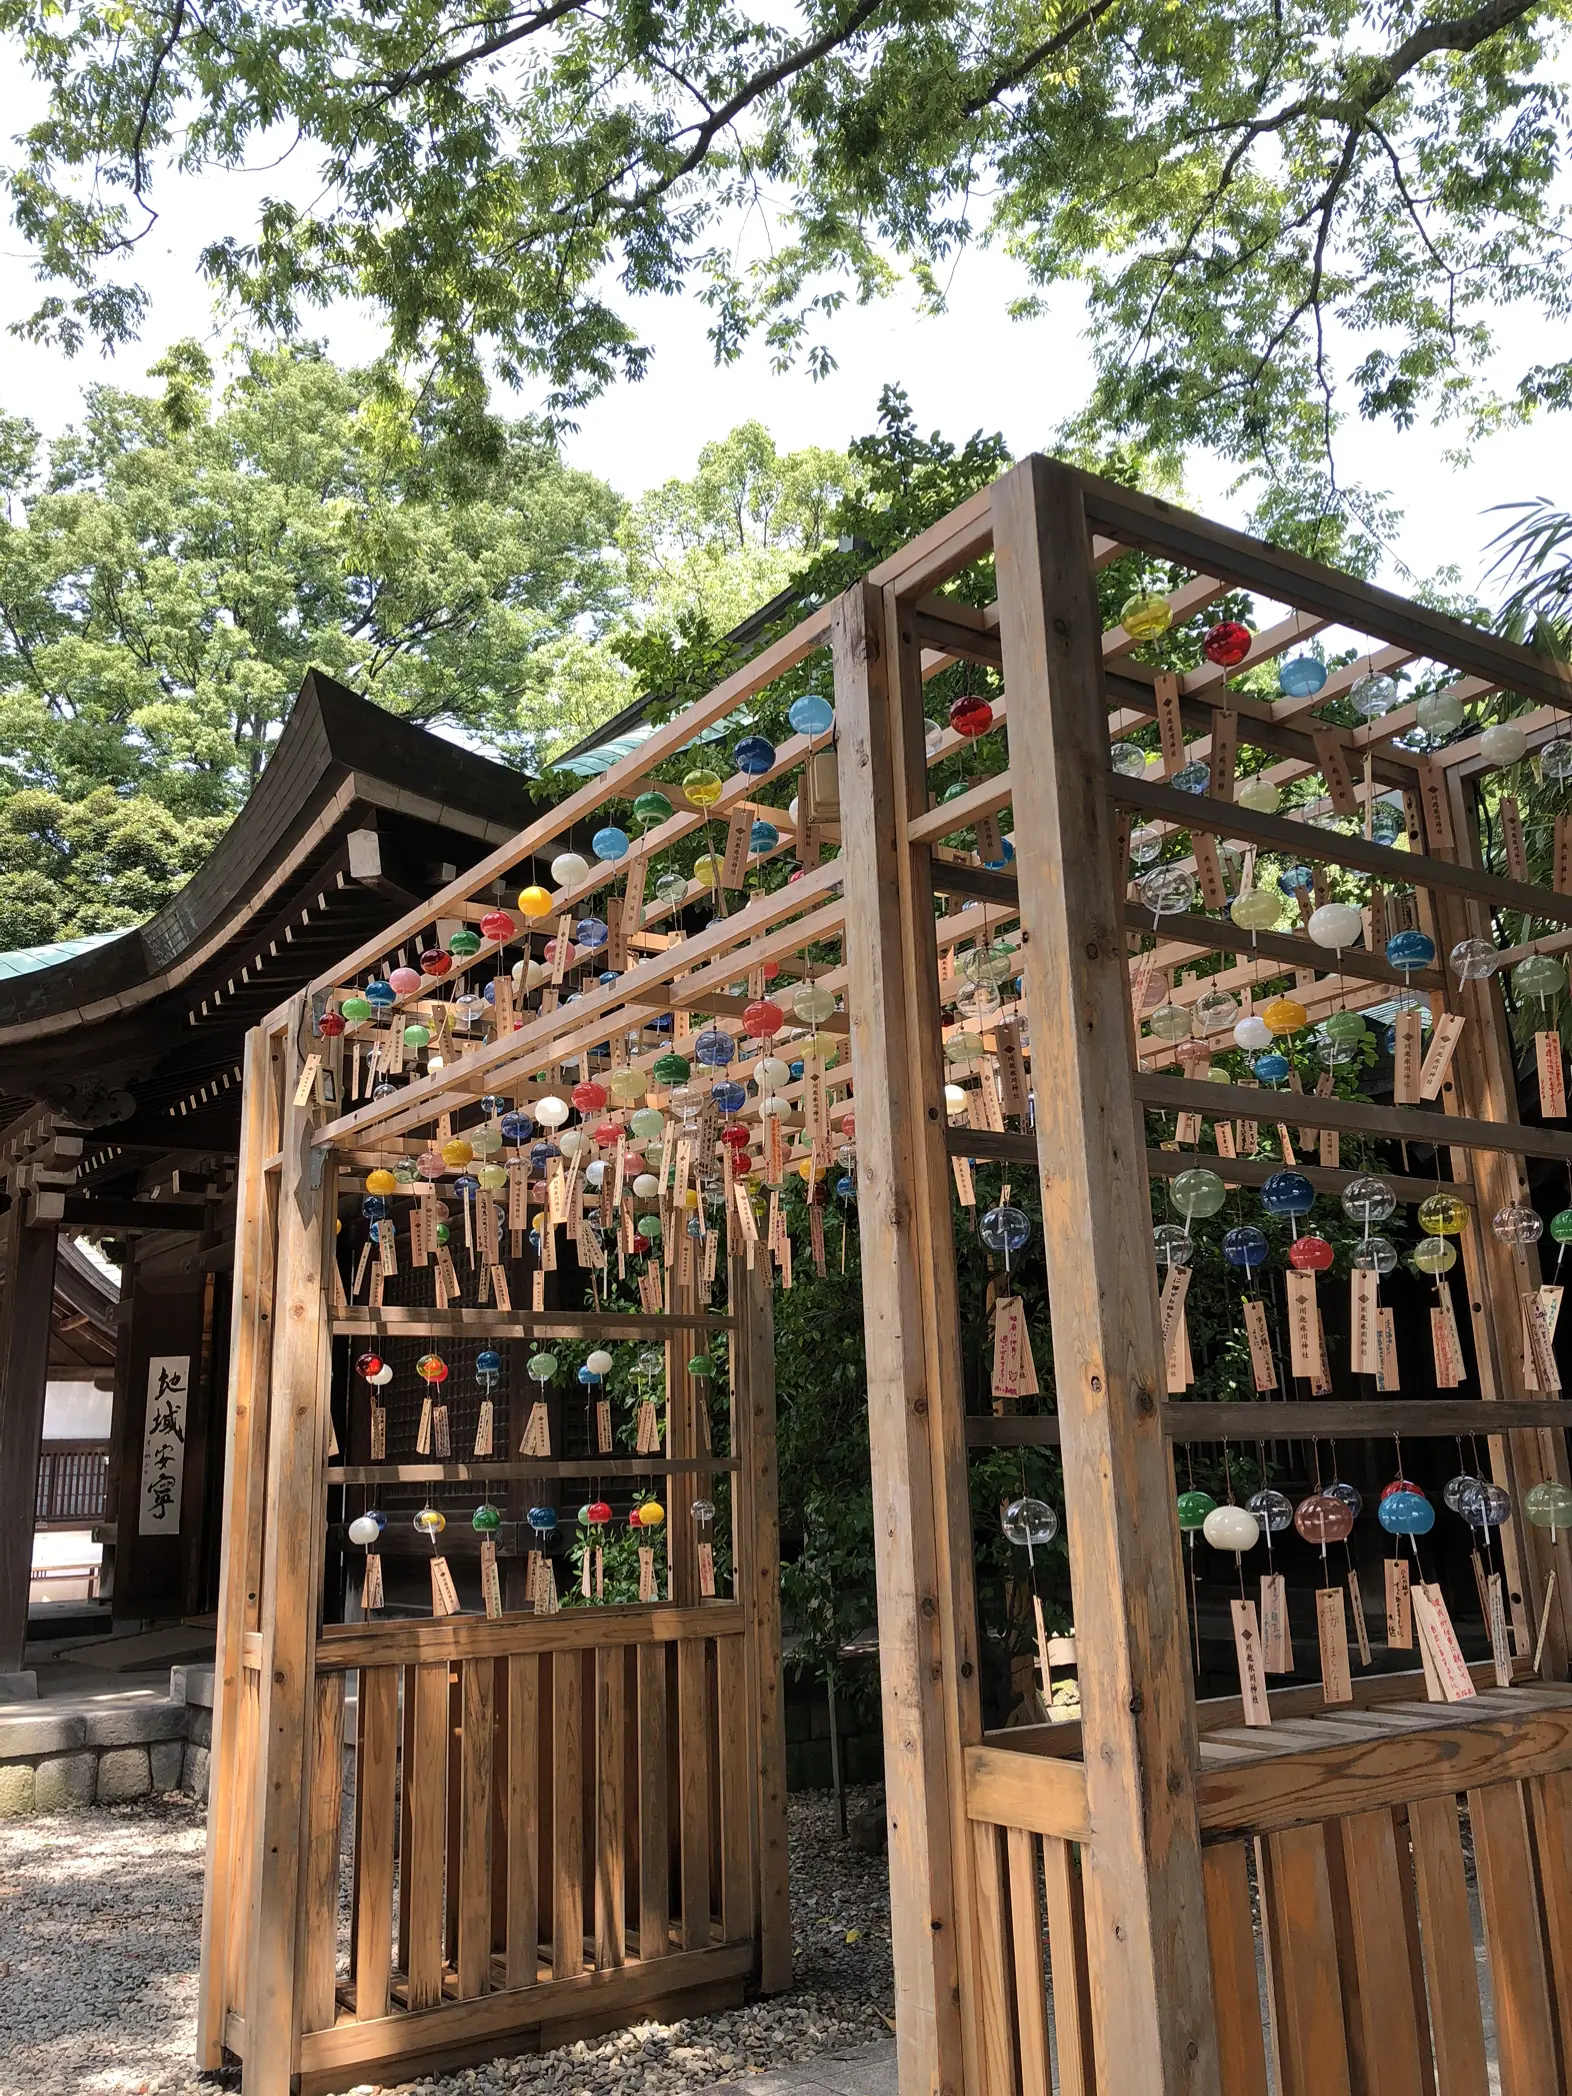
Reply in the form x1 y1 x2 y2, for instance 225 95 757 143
0 1665 213 1815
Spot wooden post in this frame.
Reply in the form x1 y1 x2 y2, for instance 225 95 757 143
242 997 336 2092
730 1250 791 1991
198 1021 283 2065
991 456 1219 2093
834 577 983 2096
0 1194 59 1680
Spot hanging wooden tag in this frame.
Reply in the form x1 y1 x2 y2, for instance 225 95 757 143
1538 1031 1567 1118
1192 833 1228 911
1501 796 1529 883
430 1557 460 1617
1557 810 1572 896
1487 1572 1514 1687
1346 1568 1372 1667
720 806 752 888
1523 1290 1562 1391
1317 1128 1340 1169
1350 1269 1380 1375
638 1546 657 1602
591 1396 611 1454
408 1202 429 1268
635 1398 661 1454
1261 1572 1292 1673
1366 885 1388 953
1416 764 1455 850
471 1397 494 1458
431 1404 451 1458
733 1180 759 1243
362 1553 384 1610
697 1540 716 1598
1311 1304 1333 1395
520 1401 551 1457
539 1211 557 1270
1312 731 1358 817
1375 1306 1401 1392
1159 1266 1192 1394
1413 1585 1476 1701
1154 674 1185 776
974 809 1005 866
351 1240 373 1302
1431 1289 1465 1386
1231 1599 1272 1727
1418 1012 1465 1100
416 1396 433 1454
435 1241 460 1300
331 1255 349 1313
1275 1125 1298 1168
809 1203 827 1275
991 1297 1040 1399
478 1538 502 1620
1542 1283 1564 1342
1211 708 1238 801
1393 1012 1424 1103
1129 945 1160 1026
1242 1297 1277 1391
1284 1271 1320 1381
977 1061 1006 1134
1238 1116 1258 1156
1214 1120 1237 1158
1385 1558 1413 1648
367 1267 385 1314
1317 1586 1353 1704
293 1052 323 1108
803 1063 828 1142
994 1022 1029 1118
534 1556 559 1615
1537 1571 1560 1673
620 856 648 938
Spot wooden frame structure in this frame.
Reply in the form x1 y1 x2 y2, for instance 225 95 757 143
201 454 1572 2095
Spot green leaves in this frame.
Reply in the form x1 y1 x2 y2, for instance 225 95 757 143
0 341 627 936
8 0 1571 468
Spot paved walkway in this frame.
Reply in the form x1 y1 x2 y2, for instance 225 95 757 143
699 2042 897 2095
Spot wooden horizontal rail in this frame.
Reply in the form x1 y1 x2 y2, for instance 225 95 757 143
315 1599 744 1668
296 1940 754 2078
966 1399 1570 1447
963 1743 1092 1843
944 1130 1474 1205
1145 1149 1471 1205
1115 775 1572 928
1104 667 1420 787
1134 1070 1572 1164
326 1455 739 1485
1075 472 1572 714
1121 905 1444 992
988 1659 1515 1761
1162 1399 1570 1438
330 1309 733 1337
1196 1691 1572 1838
908 775 1015 845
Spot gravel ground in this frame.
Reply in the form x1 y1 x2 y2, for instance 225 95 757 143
0 1787 892 2096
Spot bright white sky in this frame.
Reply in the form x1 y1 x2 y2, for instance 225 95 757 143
2 136 1569 602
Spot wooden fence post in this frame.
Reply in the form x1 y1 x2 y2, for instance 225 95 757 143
834 577 982 2096
198 1021 283 2064
731 1251 791 1992
242 996 335 2092
991 455 1219 2094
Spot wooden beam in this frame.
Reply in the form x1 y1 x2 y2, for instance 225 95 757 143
197 1022 281 2066
832 577 973 2095
963 1743 1092 1843
241 998 335 2089
1133 1070 1572 1165
1120 907 1443 993
1197 1695 1572 1838
966 1400 1572 1445
1114 774 1572 929
1074 470 1572 714
991 454 1218 2093
314 1603 742 1670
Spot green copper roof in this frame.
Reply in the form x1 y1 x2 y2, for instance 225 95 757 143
0 930 126 981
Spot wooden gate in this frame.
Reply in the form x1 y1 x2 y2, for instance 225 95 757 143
833 457 1572 2093
196 1005 787 2095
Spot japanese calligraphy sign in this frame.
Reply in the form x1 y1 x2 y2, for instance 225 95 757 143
138 1354 190 1535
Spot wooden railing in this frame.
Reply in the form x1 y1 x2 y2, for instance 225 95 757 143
34 1445 108 1525
963 1683 1572 2094
276 1605 753 2084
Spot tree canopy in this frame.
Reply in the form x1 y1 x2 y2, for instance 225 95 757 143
6 0 1568 483
0 341 625 939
